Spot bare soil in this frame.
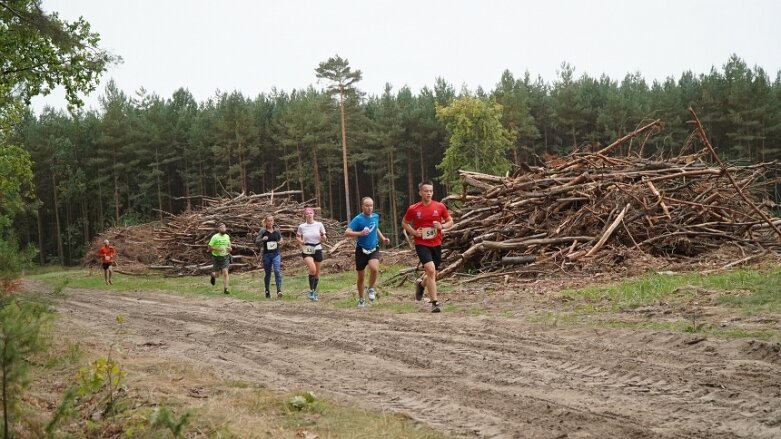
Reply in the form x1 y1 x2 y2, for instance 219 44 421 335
35 280 781 438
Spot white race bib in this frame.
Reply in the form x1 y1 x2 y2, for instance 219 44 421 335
303 245 316 255
361 246 376 255
104 255 111 261
421 227 437 240
266 241 278 250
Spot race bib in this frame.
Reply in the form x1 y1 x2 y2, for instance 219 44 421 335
361 246 376 255
421 227 437 240
303 245 316 255
104 255 111 261
266 241 278 250
216 246 228 256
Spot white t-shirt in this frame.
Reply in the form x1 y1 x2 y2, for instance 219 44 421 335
297 221 326 250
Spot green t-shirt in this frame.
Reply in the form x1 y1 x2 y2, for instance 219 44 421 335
208 233 231 257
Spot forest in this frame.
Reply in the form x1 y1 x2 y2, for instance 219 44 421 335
9 54 781 265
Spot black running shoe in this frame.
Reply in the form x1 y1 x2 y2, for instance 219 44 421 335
265 290 271 299
210 274 215 286
431 304 441 313
415 280 425 301
224 289 229 295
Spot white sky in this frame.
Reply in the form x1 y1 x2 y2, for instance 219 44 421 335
31 0 781 113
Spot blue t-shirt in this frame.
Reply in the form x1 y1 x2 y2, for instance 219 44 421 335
348 212 380 251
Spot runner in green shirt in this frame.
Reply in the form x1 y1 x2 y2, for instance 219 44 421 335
208 222 232 294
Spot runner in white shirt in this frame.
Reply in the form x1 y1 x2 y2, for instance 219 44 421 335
296 207 327 301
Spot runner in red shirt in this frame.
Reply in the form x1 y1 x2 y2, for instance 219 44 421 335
96 239 117 285
402 181 453 313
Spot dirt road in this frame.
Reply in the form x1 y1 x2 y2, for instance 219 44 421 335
50 286 781 438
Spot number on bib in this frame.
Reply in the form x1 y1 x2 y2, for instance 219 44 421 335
303 245 316 255
421 227 437 240
266 241 278 250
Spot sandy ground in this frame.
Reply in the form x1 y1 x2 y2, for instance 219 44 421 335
35 281 781 439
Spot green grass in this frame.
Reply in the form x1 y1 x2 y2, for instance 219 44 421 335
563 266 781 313
28 264 414 304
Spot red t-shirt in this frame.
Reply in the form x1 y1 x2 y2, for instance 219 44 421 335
403 201 450 247
97 245 116 263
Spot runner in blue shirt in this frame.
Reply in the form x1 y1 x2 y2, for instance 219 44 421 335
345 197 390 308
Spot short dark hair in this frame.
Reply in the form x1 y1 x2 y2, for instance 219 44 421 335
418 180 434 190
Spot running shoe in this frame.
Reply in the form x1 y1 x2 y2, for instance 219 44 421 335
276 291 283 298
312 292 319 302
223 289 230 295
415 280 425 301
357 298 366 308
210 274 215 286
265 290 271 299
367 287 376 302
431 304 441 313
308 290 315 301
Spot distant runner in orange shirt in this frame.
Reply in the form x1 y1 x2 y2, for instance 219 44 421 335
97 239 117 285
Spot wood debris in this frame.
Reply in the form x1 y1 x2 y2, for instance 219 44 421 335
439 111 781 278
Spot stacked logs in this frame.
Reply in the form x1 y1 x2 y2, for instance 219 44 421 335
438 111 781 278
88 191 345 275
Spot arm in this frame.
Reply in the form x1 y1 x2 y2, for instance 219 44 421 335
401 217 421 238
344 227 364 238
377 229 391 245
441 216 454 231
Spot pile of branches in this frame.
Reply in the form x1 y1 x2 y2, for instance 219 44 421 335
89 191 345 275
439 109 781 279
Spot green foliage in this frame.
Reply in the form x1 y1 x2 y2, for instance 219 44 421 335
286 391 318 412
436 96 515 191
0 144 34 233
148 407 193 438
0 298 52 439
0 238 36 290
0 0 119 109
6 51 781 267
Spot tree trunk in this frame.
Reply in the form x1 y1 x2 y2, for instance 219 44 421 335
389 148 399 244
419 142 425 181
52 174 64 265
339 90 351 221
407 155 414 205
37 207 45 264
156 148 163 222
313 146 322 208
296 142 305 200
283 144 290 193
113 159 120 226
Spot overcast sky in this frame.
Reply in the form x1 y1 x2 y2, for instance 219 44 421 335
31 0 781 113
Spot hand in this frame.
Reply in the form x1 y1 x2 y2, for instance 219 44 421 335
413 228 422 238
433 221 442 230
262 236 268 241
227 247 233 254
362 227 370 236
382 237 390 245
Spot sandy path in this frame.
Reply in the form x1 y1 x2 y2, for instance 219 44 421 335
51 287 781 438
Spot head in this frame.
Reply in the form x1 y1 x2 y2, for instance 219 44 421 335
360 197 374 216
264 215 274 229
304 208 315 222
103 239 110 246
418 181 434 203
217 223 226 234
